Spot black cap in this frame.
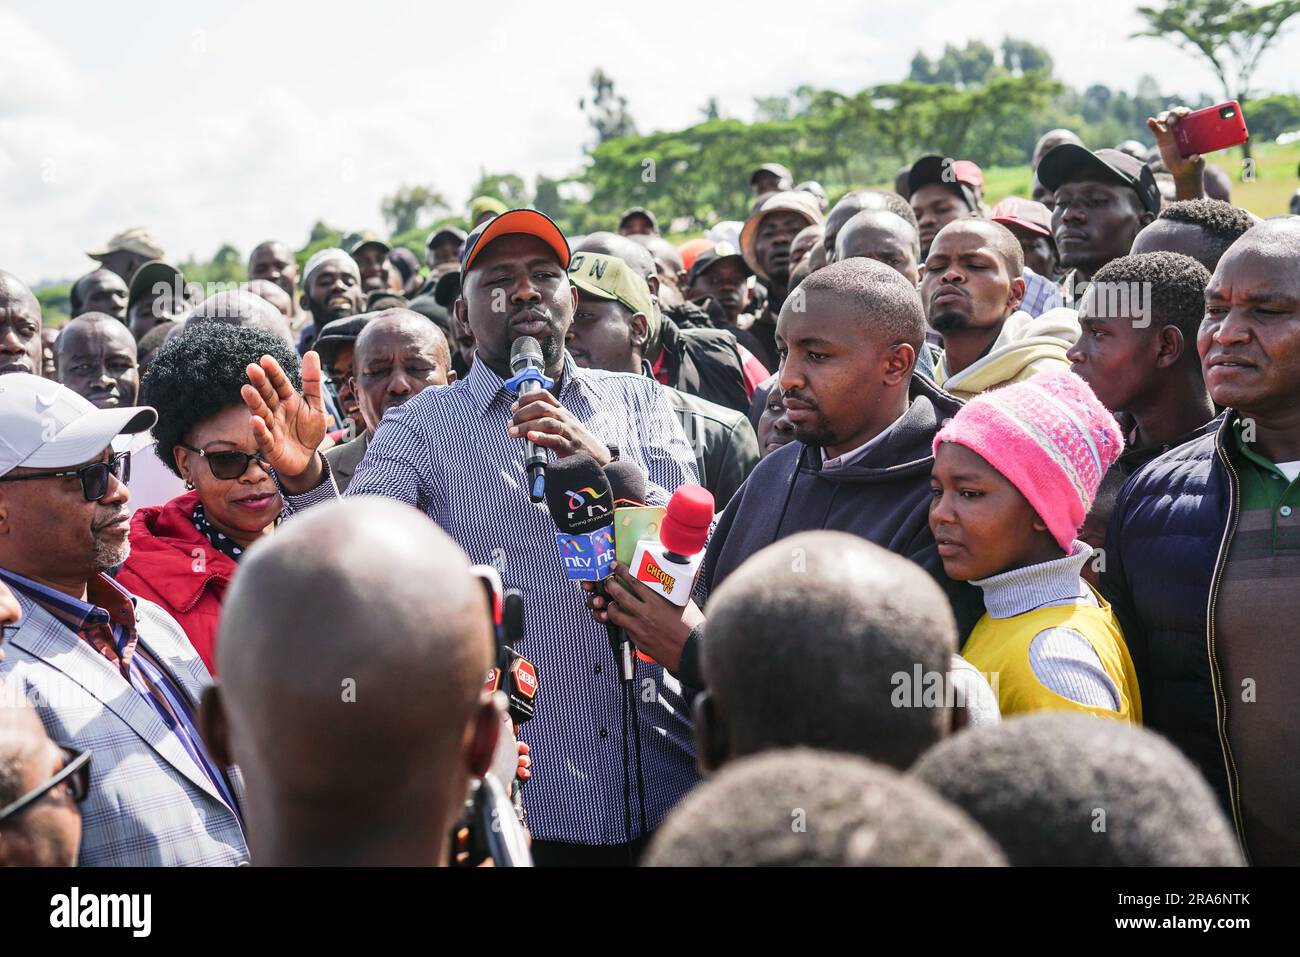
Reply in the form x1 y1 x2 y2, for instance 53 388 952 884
1037 144 1161 215
619 207 658 231
426 226 468 248
433 269 461 308
686 243 752 288
313 315 369 365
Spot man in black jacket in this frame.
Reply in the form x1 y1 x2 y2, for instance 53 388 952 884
1101 220 1300 864
587 259 983 684
574 233 760 414
565 251 759 508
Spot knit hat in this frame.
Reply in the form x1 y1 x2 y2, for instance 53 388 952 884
932 371 1123 552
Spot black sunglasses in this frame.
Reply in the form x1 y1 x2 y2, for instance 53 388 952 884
0 745 91 822
0 451 130 502
179 444 267 481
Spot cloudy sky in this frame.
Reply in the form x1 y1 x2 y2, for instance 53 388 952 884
4 0 1299 285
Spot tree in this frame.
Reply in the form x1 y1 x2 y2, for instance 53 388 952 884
380 184 448 235
1002 37 1053 75
467 172 530 209
579 68 638 145
1134 0 1300 158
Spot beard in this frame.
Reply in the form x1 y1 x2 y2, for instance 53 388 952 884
929 309 972 334
92 511 131 572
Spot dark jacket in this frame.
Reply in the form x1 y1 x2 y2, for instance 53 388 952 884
1100 412 1241 828
662 383 760 509
323 431 370 493
678 375 985 686
656 317 750 415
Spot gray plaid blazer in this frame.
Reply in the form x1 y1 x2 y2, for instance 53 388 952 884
0 590 248 866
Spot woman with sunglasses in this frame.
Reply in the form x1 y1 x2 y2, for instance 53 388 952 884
116 323 301 674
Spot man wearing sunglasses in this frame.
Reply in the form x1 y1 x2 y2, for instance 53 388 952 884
0 373 248 866
0 684 87 866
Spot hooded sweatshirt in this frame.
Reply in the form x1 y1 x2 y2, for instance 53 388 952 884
934 307 1079 402
686 375 986 687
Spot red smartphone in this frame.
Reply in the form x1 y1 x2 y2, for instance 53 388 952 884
1174 100 1249 157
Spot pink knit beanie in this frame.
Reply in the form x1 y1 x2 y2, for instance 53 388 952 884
932 371 1123 552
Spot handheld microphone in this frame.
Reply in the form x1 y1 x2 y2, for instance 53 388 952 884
468 773 534 867
543 453 616 583
508 336 552 502
629 484 714 607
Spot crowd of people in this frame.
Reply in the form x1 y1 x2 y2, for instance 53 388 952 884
0 103 1297 868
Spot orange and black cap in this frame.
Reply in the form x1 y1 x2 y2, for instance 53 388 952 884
460 209 570 275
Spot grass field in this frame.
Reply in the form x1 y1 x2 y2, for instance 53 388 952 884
973 140 1300 218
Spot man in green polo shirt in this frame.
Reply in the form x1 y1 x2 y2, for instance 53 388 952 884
1101 219 1300 864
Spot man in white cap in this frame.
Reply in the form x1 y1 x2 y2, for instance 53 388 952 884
297 248 365 353
85 227 165 286
0 374 248 866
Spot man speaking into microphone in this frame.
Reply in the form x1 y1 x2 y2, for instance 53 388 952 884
239 210 700 865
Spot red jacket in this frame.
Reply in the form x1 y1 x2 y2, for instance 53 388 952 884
116 491 237 675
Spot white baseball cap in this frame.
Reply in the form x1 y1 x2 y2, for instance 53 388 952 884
0 374 157 478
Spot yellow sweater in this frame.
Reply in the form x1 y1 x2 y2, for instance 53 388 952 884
961 598 1142 722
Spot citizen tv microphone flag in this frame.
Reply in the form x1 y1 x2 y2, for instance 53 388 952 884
507 335 553 502
629 484 714 606
544 453 616 582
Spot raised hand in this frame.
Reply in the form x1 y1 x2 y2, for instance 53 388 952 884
240 351 329 491
1148 107 1205 201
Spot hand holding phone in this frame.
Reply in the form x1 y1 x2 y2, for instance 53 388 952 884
1173 100 1249 158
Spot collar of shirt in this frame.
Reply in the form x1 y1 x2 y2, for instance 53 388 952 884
465 348 584 416
818 403 909 471
0 567 140 670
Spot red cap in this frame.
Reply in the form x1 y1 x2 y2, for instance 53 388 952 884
659 485 715 556
991 196 1053 238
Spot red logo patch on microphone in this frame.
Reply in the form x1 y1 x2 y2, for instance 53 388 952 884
636 552 676 592
511 659 538 699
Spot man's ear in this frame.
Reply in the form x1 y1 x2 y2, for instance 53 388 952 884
464 696 501 779
198 685 233 768
453 295 469 330
1155 323 1185 369
693 691 730 775
645 273 661 300
883 342 916 386
444 367 458 385
629 311 649 351
299 292 310 313
1008 275 1026 312
1138 211 1156 229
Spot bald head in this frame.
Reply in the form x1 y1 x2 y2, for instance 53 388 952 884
792 256 927 350
700 531 957 770
836 209 922 284
54 312 140 407
246 279 294 319
210 497 495 865
1033 128 1084 169
187 290 294 346
930 218 1025 276
0 680 82 866
70 269 128 321
0 270 42 376
575 231 657 285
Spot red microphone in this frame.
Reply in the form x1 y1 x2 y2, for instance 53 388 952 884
628 485 714 607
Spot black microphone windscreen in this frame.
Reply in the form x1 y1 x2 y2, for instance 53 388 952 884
603 459 647 507
543 453 614 535
510 336 545 375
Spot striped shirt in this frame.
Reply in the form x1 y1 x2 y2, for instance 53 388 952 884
279 351 702 845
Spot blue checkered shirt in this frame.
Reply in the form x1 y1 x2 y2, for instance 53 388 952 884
280 352 701 845
1021 266 1064 317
